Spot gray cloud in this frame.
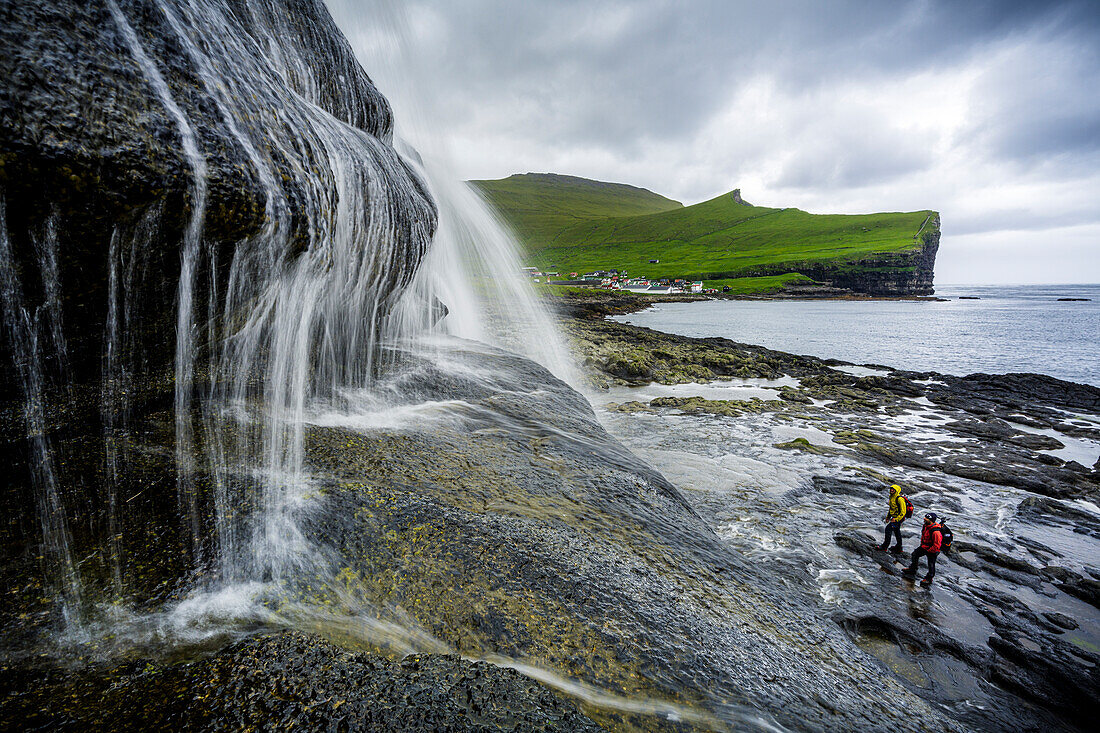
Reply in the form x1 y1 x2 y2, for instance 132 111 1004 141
329 0 1100 282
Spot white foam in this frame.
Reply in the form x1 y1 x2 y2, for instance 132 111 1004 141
816 568 868 604
833 365 890 377
599 376 800 405
309 397 479 432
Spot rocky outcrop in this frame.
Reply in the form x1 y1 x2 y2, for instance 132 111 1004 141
570 314 1100 729
1 0 434 631
287 343 959 732
0 5 985 731
0 0 433 378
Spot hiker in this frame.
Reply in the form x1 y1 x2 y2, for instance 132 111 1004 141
878 484 910 553
902 513 951 587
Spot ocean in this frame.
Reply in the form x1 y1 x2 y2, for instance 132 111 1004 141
610 283 1100 387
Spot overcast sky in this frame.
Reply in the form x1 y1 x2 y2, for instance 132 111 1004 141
329 0 1100 284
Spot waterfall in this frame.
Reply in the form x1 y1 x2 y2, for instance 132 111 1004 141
91 0 438 591
105 0 211 558
388 169 578 385
101 228 124 593
32 212 72 393
0 196 83 622
327 0 576 387
2 0 570 641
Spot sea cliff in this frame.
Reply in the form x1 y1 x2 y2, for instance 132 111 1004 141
726 215 941 296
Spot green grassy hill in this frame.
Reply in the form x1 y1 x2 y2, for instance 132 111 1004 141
470 173 683 247
471 174 940 295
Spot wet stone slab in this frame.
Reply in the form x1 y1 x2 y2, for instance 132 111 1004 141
573 314 1100 731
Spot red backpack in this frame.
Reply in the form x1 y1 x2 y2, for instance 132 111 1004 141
902 495 914 519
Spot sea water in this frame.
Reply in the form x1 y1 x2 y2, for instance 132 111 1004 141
611 284 1100 387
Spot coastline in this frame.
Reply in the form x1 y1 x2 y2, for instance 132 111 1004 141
560 292 1100 730
544 289 946 320
557 295 1100 481
551 286 1100 388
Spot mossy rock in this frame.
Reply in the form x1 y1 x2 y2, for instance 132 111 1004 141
774 437 840 455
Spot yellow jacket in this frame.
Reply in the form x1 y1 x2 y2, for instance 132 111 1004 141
887 486 907 522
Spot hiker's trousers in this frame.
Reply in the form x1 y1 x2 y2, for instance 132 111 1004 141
908 548 938 580
883 521 902 550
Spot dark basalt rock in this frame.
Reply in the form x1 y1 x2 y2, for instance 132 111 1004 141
1042 611 1079 631
289 346 953 731
1040 566 1100 609
934 372 1100 415
1007 432 1065 451
826 539 1100 730
1017 495 1100 538
0 630 602 731
813 475 881 499
1 0 435 626
572 313 1100 728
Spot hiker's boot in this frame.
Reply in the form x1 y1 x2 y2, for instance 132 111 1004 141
901 567 917 578
890 545 903 554
919 577 933 588
877 542 890 551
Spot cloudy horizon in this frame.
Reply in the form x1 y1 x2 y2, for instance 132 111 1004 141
329 0 1100 284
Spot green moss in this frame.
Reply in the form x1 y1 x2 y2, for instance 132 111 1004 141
773 438 840 455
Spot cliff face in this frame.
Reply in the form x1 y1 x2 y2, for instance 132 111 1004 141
730 214 940 296
0 0 435 371
809 215 940 295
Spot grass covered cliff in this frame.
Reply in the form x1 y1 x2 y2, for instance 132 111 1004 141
471 173 940 296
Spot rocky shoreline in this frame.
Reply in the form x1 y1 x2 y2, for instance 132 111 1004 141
548 289 946 321
555 290 1100 730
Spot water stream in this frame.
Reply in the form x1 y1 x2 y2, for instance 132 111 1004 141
0 197 83 621
1 0 576 650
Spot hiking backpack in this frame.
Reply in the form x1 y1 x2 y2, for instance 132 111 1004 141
938 521 953 551
902 495 914 519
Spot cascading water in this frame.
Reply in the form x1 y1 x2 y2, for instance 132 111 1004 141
107 0 441 592
5 3 1026 730
1 0 572 640
0 198 83 622
328 0 576 386
3 1 783 729
1 0 435 634
105 0 212 562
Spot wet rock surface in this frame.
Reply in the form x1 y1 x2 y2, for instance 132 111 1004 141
292 343 954 732
1 0 435 635
0 3 1093 731
571 310 1100 731
0 630 602 731
570 317 1100 503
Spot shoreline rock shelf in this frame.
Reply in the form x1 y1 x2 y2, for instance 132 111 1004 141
563 292 1100 730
